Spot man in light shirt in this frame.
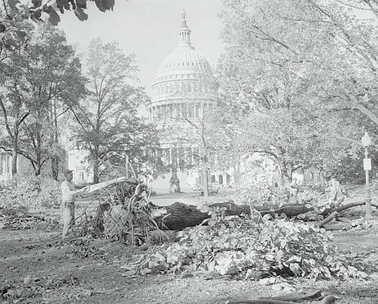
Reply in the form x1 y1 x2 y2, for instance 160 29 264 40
61 169 89 239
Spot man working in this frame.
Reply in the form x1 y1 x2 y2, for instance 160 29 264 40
61 169 89 239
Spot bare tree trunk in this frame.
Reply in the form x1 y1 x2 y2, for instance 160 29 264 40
93 160 100 183
51 157 59 180
51 100 59 181
11 140 18 176
202 166 209 197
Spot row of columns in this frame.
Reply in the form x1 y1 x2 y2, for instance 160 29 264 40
148 102 215 122
150 147 232 184
149 103 198 122
154 81 212 96
0 152 13 182
153 146 200 167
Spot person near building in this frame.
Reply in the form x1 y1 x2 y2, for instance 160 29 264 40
61 169 89 239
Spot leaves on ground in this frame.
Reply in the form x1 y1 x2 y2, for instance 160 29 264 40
136 214 370 281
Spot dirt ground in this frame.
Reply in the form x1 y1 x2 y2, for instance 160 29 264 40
1 215 378 304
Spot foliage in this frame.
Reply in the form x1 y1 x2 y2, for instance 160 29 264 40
0 8 33 175
72 180 167 246
0 21 85 176
70 38 160 183
136 213 367 280
17 25 85 176
216 0 378 181
327 147 378 185
221 172 292 205
0 0 116 48
0 175 61 210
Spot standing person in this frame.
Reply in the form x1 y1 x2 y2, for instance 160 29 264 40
61 169 89 239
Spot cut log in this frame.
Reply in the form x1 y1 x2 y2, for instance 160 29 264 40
317 211 339 228
321 200 378 215
158 200 378 230
160 202 210 230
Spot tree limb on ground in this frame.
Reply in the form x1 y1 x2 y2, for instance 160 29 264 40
317 211 339 227
157 200 377 230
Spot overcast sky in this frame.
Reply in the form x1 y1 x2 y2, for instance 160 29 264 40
57 0 224 95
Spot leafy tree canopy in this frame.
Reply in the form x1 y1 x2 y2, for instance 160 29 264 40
0 0 119 49
70 38 160 183
216 0 378 182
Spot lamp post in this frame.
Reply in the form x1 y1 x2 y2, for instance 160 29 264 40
361 132 372 220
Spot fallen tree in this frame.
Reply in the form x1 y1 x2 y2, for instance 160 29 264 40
159 199 378 230
70 178 378 235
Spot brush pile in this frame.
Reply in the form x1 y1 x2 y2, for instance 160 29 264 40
74 178 167 245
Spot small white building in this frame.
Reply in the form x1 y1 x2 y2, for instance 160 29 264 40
67 149 93 183
0 151 13 184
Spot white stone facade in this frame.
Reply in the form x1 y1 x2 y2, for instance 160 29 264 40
0 152 13 184
147 12 221 193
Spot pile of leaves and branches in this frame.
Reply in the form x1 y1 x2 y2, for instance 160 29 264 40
135 209 370 282
217 176 378 230
1 212 61 231
0 175 61 212
0 176 62 231
72 178 167 246
218 177 293 206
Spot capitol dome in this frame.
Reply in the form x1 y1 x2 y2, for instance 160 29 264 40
148 11 217 122
156 47 212 82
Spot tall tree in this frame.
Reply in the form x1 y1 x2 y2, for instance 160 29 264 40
0 5 33 175
71 38 159 183
216 0 378 183
0 22 86 177
18 25 85 177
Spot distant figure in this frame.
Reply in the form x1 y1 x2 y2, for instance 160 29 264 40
326 176 343 206
169 172 181 193
61 169 88 239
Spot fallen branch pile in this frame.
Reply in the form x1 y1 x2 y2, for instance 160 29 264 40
1 208 60 231
155 199 378 230
73 177 167 245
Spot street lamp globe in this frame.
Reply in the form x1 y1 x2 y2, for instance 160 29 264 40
361 132 372 147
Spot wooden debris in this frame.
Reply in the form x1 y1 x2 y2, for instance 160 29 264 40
157 200 378 230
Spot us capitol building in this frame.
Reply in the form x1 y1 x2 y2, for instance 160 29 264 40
147 11 231 193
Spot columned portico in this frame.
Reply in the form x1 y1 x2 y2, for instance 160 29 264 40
146 11 218 194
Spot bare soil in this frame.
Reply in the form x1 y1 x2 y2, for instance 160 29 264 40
1 216 378 304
